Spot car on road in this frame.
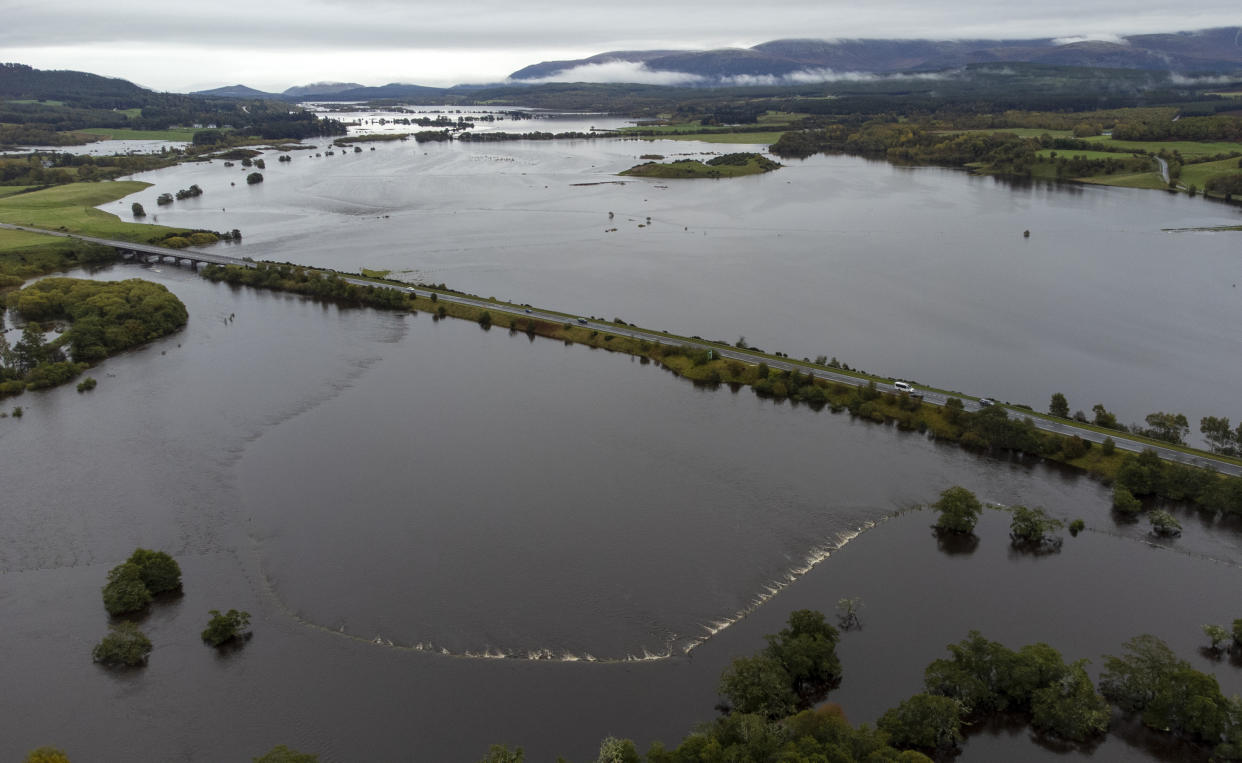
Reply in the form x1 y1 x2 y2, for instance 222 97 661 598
978 397 995 407
524 309 532 313
893 381 914 394
577 318 588 324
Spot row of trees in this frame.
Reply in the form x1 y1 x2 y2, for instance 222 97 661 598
200 263 411 310
1051 392 1242 452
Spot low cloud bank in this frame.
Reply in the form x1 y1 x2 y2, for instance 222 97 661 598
512 60 956 87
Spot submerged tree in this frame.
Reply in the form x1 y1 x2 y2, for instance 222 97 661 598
932 486 983 534
92 621 152 666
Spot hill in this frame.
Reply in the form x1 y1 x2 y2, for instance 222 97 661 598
508 27 1242 84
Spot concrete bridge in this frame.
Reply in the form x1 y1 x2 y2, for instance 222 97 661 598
0 222 256 269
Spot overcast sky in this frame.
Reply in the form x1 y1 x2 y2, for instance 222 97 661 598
3 0 1240 92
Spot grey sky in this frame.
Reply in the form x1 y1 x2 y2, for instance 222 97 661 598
3 0 1239 92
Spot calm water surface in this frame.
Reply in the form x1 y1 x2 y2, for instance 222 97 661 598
107 130 1242 442
2 262 1241 760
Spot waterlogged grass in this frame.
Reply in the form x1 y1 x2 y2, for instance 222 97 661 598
0 181 187 241
360 268 391 278
647 131 787 145
1085 172 1170 190
75 127 199 141
620 154 781 178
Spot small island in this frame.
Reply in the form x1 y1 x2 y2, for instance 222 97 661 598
620 152 781 179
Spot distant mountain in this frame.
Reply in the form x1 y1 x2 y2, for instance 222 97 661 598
282 82 364 97
191 84 280 98
509 27 1242 84
293 82 452 101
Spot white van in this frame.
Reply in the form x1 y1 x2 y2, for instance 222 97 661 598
894 381 915 394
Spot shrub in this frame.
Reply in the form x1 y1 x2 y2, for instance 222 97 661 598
101 562 152 616
92 621 152 666
1101 437 1116 455
76 376 96 392
162 236 190 249
131 202 145 217
1112 485 1142 514
1069 519 1085 536
201 609 251 647
127 548 182 594
24 747 71 763
246 172 264 185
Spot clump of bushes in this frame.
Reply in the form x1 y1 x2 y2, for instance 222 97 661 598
92 621 152 666
201 609 251 647
101 548 181 615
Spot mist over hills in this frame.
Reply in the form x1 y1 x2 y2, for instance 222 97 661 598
509 27 1242 84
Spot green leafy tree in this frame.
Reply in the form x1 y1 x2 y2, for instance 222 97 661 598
1148 510 1181 537
765 609 842 699
246 172 264 185
1049 392 1069 418
1092 403 1120 430
1030 660 1110 741
101 562 152 616
1101 437 1116 456
1099 634 1232 744
594 737 640 763
475 746 522 763
1009 505 1064 550
131 202 145 217
1112 485 1142 514
932 486 983 534
878 693 964 752
1142 412 1189 444
253 745 319 763
1201 416 1237 455
1204 624 1230 651
127 548 182 594
92 621 152 666
718 655 797 718
201 609 251 647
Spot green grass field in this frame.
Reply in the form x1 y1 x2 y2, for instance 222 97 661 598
6 99 65 107
1082 136 1242 157
1180 156 1242 190
0 181 184 241
947 128 1073 138
75 127 199 141
0 186 37 199
1036 149 1148 160
0 227 70 253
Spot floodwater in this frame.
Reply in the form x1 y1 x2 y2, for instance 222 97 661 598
3 121 1242 760
104 121 1242 443
2 263 1241 761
